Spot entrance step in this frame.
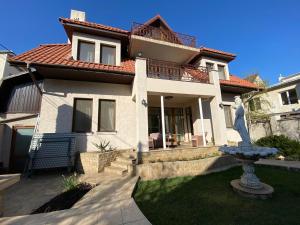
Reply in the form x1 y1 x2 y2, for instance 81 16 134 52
111 161 129 170
104 166 128 176
116 156 135 164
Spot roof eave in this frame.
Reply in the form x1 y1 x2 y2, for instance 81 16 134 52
9 60 135 76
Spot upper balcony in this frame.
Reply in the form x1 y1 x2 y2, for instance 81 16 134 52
129 22 199 64
131 22 196 48
147 58 209 84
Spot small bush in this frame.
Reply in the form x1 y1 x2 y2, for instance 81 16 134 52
62 173 79 191
255 135 300 160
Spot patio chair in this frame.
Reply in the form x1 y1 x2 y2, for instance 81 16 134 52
149 133 163 149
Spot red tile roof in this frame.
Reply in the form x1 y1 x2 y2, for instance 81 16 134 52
220 75 259 89
9 43 257 89
59 18 129 34
199 47 236 58
9 44 135 74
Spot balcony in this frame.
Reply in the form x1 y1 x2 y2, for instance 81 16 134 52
131 22 196 47
147 59 209 84
130 23 199 64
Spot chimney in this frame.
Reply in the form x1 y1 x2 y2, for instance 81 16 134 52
70 9 86 21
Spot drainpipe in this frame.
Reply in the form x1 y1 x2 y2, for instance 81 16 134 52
27 62 43 95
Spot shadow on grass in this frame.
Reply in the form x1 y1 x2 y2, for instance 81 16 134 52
134 166 300 225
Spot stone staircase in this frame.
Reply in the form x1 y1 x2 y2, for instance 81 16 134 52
104 151 136 176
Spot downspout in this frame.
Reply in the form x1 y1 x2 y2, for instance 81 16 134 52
27 62 43 95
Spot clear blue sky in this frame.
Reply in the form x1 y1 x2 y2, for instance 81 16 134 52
1 0 299 84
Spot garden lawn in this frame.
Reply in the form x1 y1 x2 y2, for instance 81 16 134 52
134 166 300 225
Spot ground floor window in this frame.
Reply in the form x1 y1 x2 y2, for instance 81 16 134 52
72 98 93 133
98 99 116 132
224 105 233 128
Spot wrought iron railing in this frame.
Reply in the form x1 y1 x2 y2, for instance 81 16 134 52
147 59 209 83
131 22 196 47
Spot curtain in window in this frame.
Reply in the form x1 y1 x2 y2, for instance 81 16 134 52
224 105 233 128
79 42 95 62
101 46 116 65
73 99 92 132
217 65 226 79
99 100 115 131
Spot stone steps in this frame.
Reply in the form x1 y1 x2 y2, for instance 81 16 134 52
104 166 128 176
104 152 136 176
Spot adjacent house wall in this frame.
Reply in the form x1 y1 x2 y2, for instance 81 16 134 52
0 114 37 168
38 79 136 152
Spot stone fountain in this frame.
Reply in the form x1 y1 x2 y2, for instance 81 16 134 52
220 96 278 199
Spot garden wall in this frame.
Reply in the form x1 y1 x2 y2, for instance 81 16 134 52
136 155 239 180
138 146 220 163
76 149 132 174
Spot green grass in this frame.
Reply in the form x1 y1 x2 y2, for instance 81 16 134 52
134 166 300 225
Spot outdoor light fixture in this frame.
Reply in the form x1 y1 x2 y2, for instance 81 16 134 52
219 103 224 109
137 52 143 57
165 96 173 100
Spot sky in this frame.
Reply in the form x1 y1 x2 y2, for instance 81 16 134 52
1 0 299 84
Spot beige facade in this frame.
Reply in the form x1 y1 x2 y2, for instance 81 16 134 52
38 79 136 151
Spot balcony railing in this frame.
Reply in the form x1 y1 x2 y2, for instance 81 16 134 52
131 22 196 48
147 59 209 83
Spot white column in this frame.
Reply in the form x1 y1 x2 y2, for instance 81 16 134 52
134 58 149 152
161 96 166 149
198 97 206 146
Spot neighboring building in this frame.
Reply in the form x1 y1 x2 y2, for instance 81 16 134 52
247 72 300 141
0 10 258 171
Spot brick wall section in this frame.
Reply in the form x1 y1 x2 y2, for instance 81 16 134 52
136 155 239 180
139 146 220 163
76 149 132 174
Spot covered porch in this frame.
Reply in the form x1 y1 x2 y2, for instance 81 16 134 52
147 94 212 150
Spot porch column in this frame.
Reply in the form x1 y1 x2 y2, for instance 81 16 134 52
134 57 149 152
161 96 167 149
210 70 228 145
198 97 206 146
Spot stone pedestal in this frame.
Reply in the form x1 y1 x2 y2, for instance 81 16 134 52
230 159 274 199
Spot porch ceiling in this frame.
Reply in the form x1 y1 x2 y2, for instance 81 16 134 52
148 94 210 107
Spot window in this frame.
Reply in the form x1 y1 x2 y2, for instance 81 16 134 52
249 98 262 111
77 41 95 62
217 65 226 79
224 105 233 128
281 89 298 105
72 98 93 133
98 99 116 131
206 62 214 72
100 45 116 65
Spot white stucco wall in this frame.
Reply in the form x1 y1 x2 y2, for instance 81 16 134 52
71 32 121 66
38 79 136 152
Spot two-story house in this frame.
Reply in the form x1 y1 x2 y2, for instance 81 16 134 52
0 10 258 171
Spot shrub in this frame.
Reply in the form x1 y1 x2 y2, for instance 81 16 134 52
62 173 79 191
255 135 300 160
93 140 115 153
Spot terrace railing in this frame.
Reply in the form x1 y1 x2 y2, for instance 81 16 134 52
147 59 209 84
131 22 196 48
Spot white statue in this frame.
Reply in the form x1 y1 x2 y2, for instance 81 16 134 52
233 96 251 145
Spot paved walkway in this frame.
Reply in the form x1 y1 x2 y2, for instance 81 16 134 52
3 173 64 217
256 159 300 170
0 173 151 225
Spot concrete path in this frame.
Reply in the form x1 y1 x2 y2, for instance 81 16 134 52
256 159 300 171
0 173 152 225
3 173 64 217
